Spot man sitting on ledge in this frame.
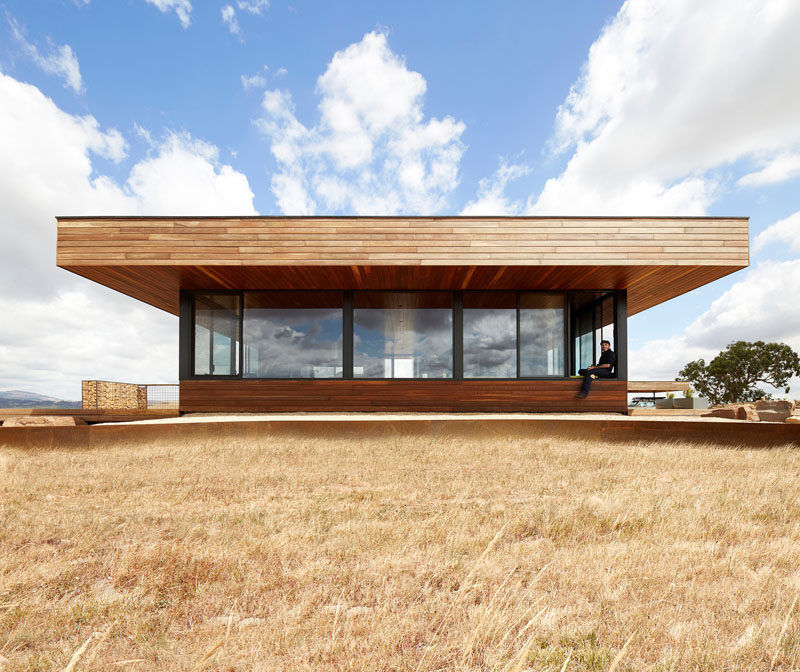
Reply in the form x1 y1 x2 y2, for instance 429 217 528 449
575 339 616 399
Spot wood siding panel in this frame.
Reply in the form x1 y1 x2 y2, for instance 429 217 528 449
179 379 628 413
57 216 749 315
627 381 691 393
58 216 749 267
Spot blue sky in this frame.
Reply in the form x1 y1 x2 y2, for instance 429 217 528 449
1 0 800 399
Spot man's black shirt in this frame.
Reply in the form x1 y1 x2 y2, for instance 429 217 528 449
598 349 616 374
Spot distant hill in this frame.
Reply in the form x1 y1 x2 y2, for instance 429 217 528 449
0 390 81 409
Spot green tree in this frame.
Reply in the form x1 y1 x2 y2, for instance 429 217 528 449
677 340 800 405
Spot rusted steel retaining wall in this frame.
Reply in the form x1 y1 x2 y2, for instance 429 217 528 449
1 418 798 450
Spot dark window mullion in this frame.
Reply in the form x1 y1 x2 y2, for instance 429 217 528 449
209 306 215 375
615 290 628 380
564 293 571 377
230 303 236 375
179 290 191 380
343 291 353 379
237 292 244 377
453 291 463 380
516 292 521 379
189 291 197 378
613 291 618 376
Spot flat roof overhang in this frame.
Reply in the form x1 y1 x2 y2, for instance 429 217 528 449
56 216 749 316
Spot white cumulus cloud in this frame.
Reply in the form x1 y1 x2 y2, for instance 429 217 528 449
525 0 800 215
241 73 266 90
683 260 800 349
144 0 192 28
0 291 177 400
241 66 268 90
221 5 242 37
0 73 256 398
738 152 800 188
8 15 84 93
127 131 257 215
257 31 465 215
752 210 800 255
461 161 530 216
222 0 269 37
236 0 268 14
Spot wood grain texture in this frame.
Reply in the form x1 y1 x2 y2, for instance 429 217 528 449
179 379 628 413
57 216 749 316
60 262 742 317
627 381 692 393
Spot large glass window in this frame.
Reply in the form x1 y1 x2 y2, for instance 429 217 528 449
463 292 517 378
572 292 615 375
576 310 594 371
354 292 452 378
519 293 565 377
194 293 240 376
187 289 615 381
243 292 342 378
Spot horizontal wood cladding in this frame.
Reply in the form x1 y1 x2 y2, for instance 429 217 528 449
58 216 749 266
57 216 748 316
179 379 628 414
627 381 692 393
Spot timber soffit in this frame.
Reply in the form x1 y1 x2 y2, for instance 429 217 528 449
55 216 749 316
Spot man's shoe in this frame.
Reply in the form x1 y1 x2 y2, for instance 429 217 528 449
575 392 587 399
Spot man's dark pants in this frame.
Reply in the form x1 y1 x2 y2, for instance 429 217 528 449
578 368 614 395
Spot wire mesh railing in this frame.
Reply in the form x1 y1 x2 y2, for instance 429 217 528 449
145 384 179 410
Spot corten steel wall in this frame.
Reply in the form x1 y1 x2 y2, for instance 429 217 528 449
179 379 628 413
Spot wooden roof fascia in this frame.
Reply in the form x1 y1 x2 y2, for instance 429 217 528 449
56 216 750 316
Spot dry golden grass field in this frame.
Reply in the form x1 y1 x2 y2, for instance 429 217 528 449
1 433 799 671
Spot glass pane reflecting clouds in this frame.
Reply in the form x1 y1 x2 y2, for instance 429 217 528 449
193 294 240 375
194 325 210 375
243 293 342 378
354 292 452 378
463 303 516 379
520 293 564 377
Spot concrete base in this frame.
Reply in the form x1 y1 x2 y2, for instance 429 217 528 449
674 397 710 410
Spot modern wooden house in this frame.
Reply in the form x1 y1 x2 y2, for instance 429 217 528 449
56 216 749 413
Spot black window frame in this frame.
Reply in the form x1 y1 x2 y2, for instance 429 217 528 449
180 288 624 381
570 291 618 377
